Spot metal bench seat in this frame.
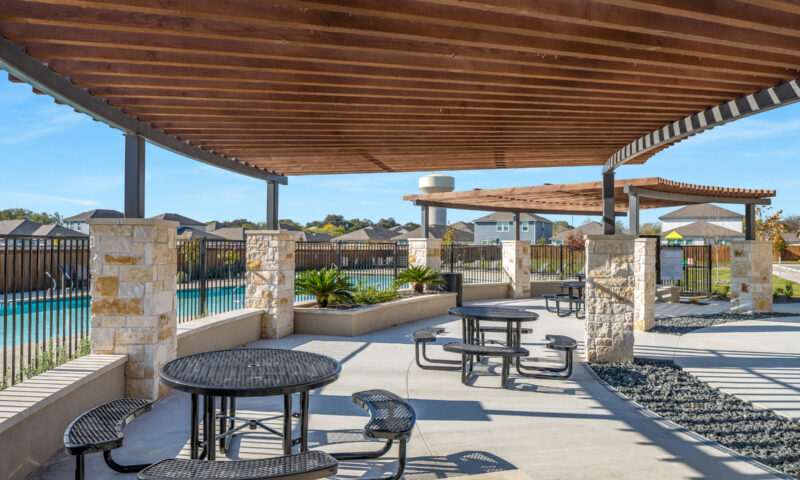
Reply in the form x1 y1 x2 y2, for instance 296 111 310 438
138 451 338 480
555 295 584 318
516 334 578 380
411 327 460 370
64 398 153 480
443 342 529 387
542 293 570 313
332 389 415 480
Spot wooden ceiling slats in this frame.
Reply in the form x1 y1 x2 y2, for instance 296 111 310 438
2 0 798 175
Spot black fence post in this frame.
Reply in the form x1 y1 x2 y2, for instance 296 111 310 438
449 244 455 273
336 242 342 269
393 242 399 278
199 239 207 316
707 244 713 294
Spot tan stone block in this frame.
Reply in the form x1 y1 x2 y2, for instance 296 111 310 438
92 298 143 315
133 226 154 242
126 378 160 401
113 344 144 362
93 276 119 298
120 266 154 282
126 315 156 328
91 327 115 352
115 327 156 345
104 254 141 265
100 236 133 253
118 281 145 299
101 316 127 328
126 361 155 380
247 260 262 270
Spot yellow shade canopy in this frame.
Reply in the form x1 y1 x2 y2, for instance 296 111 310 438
665 231 683 240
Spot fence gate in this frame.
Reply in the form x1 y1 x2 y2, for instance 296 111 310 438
655 243 713 295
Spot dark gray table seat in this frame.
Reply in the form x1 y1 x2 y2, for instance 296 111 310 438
138 451 338 480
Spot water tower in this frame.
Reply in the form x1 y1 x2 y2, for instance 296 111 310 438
418 173 455 226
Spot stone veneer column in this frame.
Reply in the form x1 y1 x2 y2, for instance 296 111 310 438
584 235 636 363
246 231 296 338
730 240 773 314
633 237 656 332
502 240 531 298
89 218 178 400
408 238 441 271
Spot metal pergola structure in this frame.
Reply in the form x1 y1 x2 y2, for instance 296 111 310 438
0 1 799 227
404 177 776 240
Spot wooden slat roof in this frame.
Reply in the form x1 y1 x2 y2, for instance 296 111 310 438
2 1 800 175
402 177 776 214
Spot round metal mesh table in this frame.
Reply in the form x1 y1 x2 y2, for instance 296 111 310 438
447 306 539 323
161 348 341 397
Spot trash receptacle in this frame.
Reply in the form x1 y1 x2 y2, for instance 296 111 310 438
440 272 463 307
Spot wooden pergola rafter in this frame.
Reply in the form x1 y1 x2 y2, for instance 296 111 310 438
1 0 799 179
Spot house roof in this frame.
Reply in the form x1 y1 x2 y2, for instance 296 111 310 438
472 212 553 224
451 221 475 232
389 225 410 233
660 220 745 239
32 224 88 238
0 220 87 237
394 225 474 243
552 222 605 241
297 231 335 242
208 227 245 241
331 226 399 242
151 213 205 226
177 226 225 240
63 209 124 222
205 221 232 231
783 232 800 245
659 204 744 221
4 3 799 176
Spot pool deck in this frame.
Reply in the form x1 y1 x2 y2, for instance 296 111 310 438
29 298 800 480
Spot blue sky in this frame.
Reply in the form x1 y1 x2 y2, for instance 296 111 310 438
1 77 798 228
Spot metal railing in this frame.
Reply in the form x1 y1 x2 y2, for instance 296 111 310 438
530 245 586 280
295 241 408 302
441 244 503 283
1 235 90 389
177 239 246 322
657 245 713 295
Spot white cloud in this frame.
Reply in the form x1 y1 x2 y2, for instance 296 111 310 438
3 191 100 207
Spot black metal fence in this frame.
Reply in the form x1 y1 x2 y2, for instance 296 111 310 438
177 239 246 322
295 241 409 302
530 245 586 280
1 235 90 389
441 244 504 283
658 245 713 295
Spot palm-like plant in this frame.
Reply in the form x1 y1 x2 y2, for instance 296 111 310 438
295 267 355 307
395 266 445 294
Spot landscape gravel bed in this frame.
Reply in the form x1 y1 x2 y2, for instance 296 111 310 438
652 312 799 335
591 359 800 479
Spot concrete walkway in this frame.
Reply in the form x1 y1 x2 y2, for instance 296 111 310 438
774 264 800 284
30 298 796 480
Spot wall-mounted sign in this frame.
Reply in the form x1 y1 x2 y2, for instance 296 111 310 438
661 247 684 282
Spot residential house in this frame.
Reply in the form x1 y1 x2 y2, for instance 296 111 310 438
389 225 411 235
472 212 552 245
331 226 399 242
0 219 88 245
393 225 474 244
63 209 124 235
451 221 475 233
660 220 744 246
551 221 605 245
177 226 226 240
150 213 206 229
659 204 743 233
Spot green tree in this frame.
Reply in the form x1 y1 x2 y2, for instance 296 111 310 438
403 221 420 230
551 221 572 235
640 222 662 235
0 208 62 225
295 267 354 307
376 217 399 229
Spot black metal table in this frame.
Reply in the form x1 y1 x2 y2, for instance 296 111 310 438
559 281 586 299
447 306 539 381
160 348 341 461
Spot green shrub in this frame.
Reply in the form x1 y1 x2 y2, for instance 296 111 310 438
176 271 189 284
1 336 91 391
395 266 444 294
295 267 354 307
353 283 400 305
784 282 795 298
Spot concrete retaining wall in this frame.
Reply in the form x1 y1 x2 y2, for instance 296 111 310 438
529 280 565 297
463 282 509 301
177 308 263 357
0 355 127 480
295 293 457 336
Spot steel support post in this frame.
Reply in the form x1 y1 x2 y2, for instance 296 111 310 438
745 203 756 240
266 181 279 230
514 213 520 240
421 206 429 238
124 134 145 218
602 171 615 235
629 192 640 236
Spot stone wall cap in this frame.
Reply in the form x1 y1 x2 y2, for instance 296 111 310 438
0 354 127 436
88 218 179 227
585 234 637 240
177 308 263 339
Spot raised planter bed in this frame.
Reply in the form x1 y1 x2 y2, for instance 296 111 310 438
294 292 457 337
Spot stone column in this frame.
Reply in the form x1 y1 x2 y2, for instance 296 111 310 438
408 238 441 271
584 235 636 363
730 240 773 314
502 240 531 298
89 219 178 400
246 231 296 338
633 237 656 332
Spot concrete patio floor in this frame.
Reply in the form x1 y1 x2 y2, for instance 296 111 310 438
31 298 800 480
